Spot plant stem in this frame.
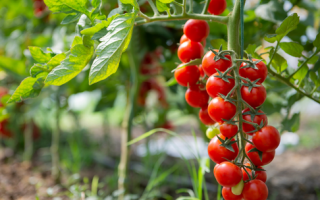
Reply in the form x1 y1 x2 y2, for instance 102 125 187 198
201 0 210 14
147 0 160 16
23 119 33 162
52 92 61 183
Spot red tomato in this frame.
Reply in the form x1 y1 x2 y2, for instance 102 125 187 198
158 121 174 130
202 50 232 76
185 84 209 108
178 41 204 63
174 64 200 87
0 119 13 138
252 126 280 152
242 108 268 135
222 187 243 200
208 97 236 123
208 0 227 15
183 19 209 42
241 84 266 108
245 142 275 166
199 106 216 125
206 73 235 98
242 163 267 183
208 134 239 164
214 161 242 187
220 123 238 138
242 179 268 200
239 59 268 84
199 65 205 78
180 34 206 46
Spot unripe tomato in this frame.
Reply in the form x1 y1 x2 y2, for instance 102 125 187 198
242 179 268 200
232 179 244 195
202 50 232 76
245 142 275 166
222 187 243 200
199 65 205 78
208 97 236 123
178 41 204 63
242 163 267 183
241 84 266 108
239 59 268 84
252 125 280 152
242 108 268 135
220 123 238 138
183 19 209 42
206 73 235 98
174 64 200 87
206 127 219 139
208 134 239 164
214 161 242 187
199 106 216 126
185 84 209 108
208 0 227 15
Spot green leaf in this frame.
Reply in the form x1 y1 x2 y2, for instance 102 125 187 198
7 73 47 103
293 65 308 83
210 39 227 50
92 29 108 40
29 46 52 63
81 14 119 36
44 0 89 14
45 37 94 86
120 0 138 9
0 57 28 76
72 36 83 47
30 63 50 77
89 13 136 84
166 77 177 86
156 0 170 12
310 71 320 87
92 0 101 8
308 55 319 65
245 44 261 59
313 32 320 49
264 34 277 43
158 0 174 3
275 13 300 41
279 42 303 57
47 53 67 70
61 13 82 24
282 112 300 132
270 52 288 73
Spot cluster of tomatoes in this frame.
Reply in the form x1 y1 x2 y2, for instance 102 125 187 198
174 19 281 200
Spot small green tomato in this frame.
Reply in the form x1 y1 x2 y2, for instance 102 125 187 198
206 127 219 139
231 179 244 195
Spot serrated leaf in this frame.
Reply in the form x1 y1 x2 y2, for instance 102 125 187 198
45 37 94 86
29 46 52 63
210 39 227 50
313 32 320 49
47 53 67 70
81 14 119 36
270 52 288 73
7 73 47 103
279 42 303 57
120 0 138 9
72 36 83 47
310 71 320 87
293 65 308 83
61 13 82 24
156 0 170 12
264 34 277 43
30 63 50 77
275 13 300 41
44 0 89 14
89 13 136 84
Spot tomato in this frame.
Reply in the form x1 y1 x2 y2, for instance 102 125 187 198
208 134 239 164
214 161 242 187
220 123 238 138
158 121 174 130
178 40 204 63
183 19 209 42
239 59 268 84
206 73 235 98
185 84 209 108
245 142 275 166
199 65 205 78
222 187 243 200
208 97 236 123
232 179 244 195
242 108 268 135
242 179 268 200
202 50 232 76
241 84 266 108
252 126 280 152
137 79 167 107
0 119 13 138
174 64 200 87
242 163 267 183
180 34 206 46
206 127 219 139
208 0 227 15
199 106 216 125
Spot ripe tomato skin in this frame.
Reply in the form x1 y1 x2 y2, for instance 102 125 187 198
0 119 13 138
178 41 204 63
174 64 200 87
241 84 266 108
199 106 216 125
180 34 206 46
206 73 235 98
199 65 205 78
220 123 238 138
242 108 268 135
208 97 236 123
214 161 243 187
185 84 209 108
222 187 243 200
242 179 268 200
183 19 210 42
242 163 267 183
202 50 232 77
239 59 268 84
245 142 275 166
208 0 227 15
252 126 280 152
208 134 239 164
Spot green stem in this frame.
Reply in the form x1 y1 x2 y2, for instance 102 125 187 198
288 49 319 79
267 42 280 68
138 11 150 21
172 1 183 7
147 0 160 16
188 0 193 13
201 0 210 14
23 119 33 162
182 0 187 15
51 93 61 183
